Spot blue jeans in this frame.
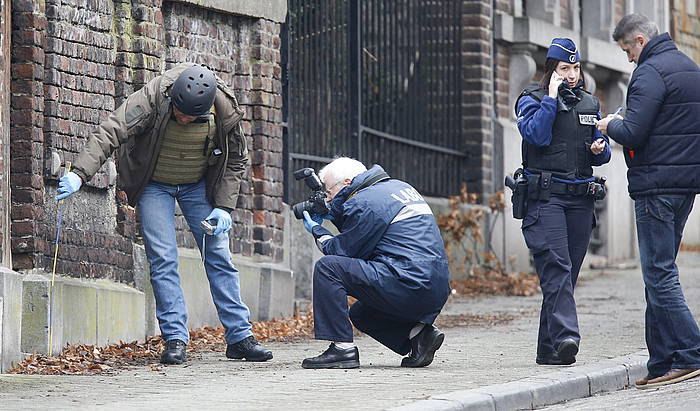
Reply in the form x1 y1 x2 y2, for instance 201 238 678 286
138 180 253 345
635 194 700 375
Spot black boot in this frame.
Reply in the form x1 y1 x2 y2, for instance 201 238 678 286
160 339 186 365
302 343 360 369
226 336 273 362
556 338 579 364
536 352 575 365
401 324 445 367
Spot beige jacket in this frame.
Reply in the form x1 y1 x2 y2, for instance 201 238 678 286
72 63 249 209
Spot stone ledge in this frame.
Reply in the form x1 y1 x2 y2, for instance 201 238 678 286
133 245 295 338
20 274 145 355
495 14 633 74
171 0 287 22
0 268 23 372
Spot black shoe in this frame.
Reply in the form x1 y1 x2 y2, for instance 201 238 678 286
536 352 575 365
557 338 579 364
226 336 273 362
401 324 445 368
160 339 187 365
301 343 360 369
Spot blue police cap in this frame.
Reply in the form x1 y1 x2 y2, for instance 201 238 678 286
546 38 580 63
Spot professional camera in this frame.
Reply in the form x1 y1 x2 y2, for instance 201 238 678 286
292 167 330 220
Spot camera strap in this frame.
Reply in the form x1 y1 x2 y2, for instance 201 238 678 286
346 172 390 200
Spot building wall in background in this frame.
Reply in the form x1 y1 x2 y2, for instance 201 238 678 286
9 0 285 283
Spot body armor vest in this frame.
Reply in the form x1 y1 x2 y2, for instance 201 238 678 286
518 85 599 180
152 110 217 185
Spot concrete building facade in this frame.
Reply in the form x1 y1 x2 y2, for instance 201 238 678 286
491 0 700 271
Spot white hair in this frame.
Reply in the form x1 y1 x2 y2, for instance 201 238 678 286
319 157 367 187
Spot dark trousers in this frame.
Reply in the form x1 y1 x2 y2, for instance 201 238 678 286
521 194 594 356
312 255 437 355
635 194 700 376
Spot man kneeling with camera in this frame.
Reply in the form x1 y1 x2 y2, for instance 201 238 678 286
297 157 451 369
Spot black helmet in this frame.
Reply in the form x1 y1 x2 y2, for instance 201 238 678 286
171 65 217 116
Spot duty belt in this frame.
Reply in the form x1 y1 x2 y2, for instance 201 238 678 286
549 180 590 196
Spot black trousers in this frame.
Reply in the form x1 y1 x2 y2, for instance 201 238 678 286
312 255 443 355
521 194 594 355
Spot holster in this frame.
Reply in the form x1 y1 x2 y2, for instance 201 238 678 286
507 168 528 219
527 172 552 202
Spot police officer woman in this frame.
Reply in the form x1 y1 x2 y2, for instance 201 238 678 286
514 38 611 365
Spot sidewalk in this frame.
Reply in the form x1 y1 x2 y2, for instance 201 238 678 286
1 253 699 410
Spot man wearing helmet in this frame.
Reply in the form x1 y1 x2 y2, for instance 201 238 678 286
55 63 273 365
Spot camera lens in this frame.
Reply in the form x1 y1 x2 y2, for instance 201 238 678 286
292 200 310 220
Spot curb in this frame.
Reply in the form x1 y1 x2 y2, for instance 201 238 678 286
389 350 649 411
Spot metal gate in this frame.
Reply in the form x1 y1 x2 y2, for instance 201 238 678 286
282 0 467 204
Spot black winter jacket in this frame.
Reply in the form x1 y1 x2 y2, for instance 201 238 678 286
607 33 700 198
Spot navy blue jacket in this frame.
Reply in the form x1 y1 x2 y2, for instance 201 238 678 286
607 33 700 198
311 165 450 321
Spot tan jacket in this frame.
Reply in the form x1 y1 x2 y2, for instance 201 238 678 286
72 63 249 209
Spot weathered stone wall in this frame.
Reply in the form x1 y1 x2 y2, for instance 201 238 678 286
9 0 284 283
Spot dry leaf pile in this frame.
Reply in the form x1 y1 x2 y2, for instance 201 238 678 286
10 309 314 376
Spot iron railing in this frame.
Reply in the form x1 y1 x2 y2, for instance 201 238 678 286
283 0 466 204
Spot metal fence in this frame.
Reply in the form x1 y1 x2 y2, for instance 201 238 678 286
282 0 467 204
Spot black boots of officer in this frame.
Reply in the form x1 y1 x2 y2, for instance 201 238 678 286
401 324 445 367
226 336 273 362
302 343 360 369
536 338 579 365
160 339 187 364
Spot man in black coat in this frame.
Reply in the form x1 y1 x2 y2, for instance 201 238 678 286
597 14 700 389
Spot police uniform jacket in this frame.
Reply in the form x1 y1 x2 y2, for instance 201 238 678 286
515 84 611 181
310 165 451 323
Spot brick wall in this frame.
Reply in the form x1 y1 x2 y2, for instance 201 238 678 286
671 0 700 63
462 0 494 194
0 0 9 267
9 0 284 282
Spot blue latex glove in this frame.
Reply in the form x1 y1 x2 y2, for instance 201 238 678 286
55 172 83 201
303 211 319 234
205 208 232 235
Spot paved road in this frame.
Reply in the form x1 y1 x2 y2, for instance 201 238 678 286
1 253 699 410
542 372 700 410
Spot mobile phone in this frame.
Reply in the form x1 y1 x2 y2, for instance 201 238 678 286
200 220 217 235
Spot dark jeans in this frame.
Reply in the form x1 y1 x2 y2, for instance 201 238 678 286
635 194 700 375
312 255 445 355
521 194 595 356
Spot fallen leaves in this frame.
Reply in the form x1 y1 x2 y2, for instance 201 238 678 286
449 271 540 297
9 308 315 376
435 312 517 328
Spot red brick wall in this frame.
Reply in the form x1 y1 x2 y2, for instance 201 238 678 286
671 0 700 63
462 0 494 194
9 0 284 281
0 0 10 267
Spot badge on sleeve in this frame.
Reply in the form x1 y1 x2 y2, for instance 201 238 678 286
578 114 597 125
